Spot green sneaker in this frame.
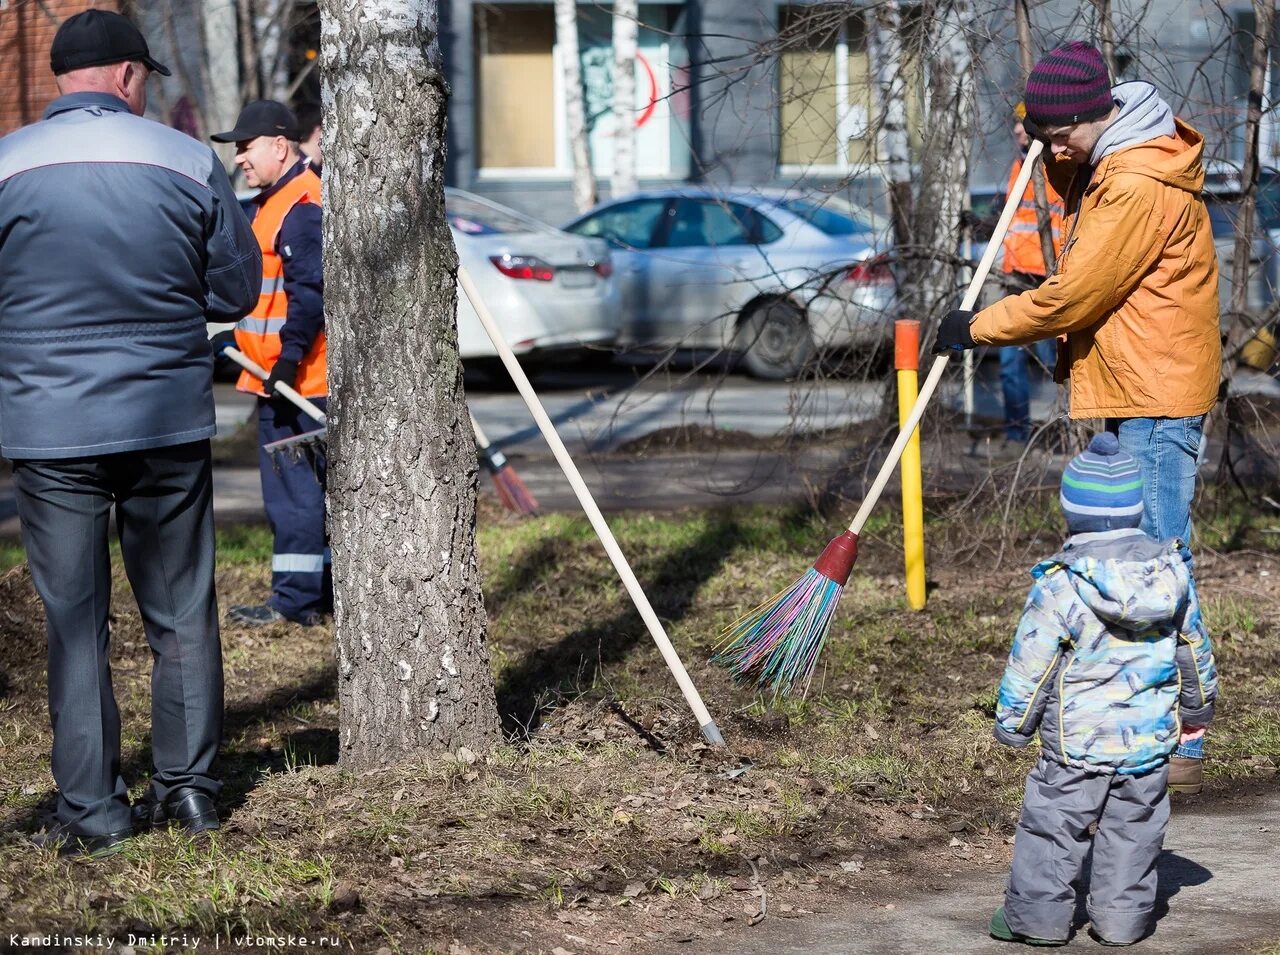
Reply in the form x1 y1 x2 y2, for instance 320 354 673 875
989 908 1067 946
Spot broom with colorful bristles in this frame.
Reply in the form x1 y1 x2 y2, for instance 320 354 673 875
714 140 1048 697
472 413 539 515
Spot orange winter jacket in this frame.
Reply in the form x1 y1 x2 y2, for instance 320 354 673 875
970 119 1221 419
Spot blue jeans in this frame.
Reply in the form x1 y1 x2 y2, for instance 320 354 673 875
1111 415 1207 760
1000 340 1057 441
1108 416 1204 547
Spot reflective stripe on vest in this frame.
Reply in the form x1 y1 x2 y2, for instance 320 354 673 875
235 165 327 398
1002 157 1066 277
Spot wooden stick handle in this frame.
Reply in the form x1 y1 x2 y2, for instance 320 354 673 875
846 139 1046 536
457 264 725 746
469 412 492 451
223 346 328 424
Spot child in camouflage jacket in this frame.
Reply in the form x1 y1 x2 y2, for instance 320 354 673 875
989 433 1217 946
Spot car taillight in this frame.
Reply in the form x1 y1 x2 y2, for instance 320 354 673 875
590 258 613 278
490 254 555 281
845 259 894 285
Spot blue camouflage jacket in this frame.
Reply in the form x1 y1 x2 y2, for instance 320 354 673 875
995 528 1218 775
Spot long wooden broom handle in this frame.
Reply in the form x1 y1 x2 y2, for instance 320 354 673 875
223 346 329 425
847 139 1046 536
457 264 726 746
469 412 493 452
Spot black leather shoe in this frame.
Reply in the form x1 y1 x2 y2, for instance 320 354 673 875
133 787 220 836
33 824 133 859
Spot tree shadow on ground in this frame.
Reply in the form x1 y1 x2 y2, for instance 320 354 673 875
494 509 813 737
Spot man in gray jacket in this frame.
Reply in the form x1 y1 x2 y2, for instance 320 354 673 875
0 10 260 856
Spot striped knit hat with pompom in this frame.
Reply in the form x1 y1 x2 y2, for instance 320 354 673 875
1024 41 1114 128
1060 433 1144 533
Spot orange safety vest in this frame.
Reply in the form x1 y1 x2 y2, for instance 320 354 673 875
1001 155 1065 277
236 166 327 398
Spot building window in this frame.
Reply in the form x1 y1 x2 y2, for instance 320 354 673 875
777 4 923 173
474 3 684 178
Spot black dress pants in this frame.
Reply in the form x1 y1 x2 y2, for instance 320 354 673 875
13 440 222 836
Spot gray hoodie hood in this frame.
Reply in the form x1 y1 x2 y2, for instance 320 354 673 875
1035 528 1190 632
1090 81 1177 165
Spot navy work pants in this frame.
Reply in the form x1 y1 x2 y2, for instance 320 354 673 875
257 396 330 620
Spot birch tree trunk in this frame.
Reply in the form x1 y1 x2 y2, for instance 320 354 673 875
255 0 292 102
1015 0 1057 274
611 0 639 198
911 0 975 341
1090 0 1116 79
1230 0 1275 326
556 0 597 212
202 0 241 169
868 0 912 249
319 0 502 769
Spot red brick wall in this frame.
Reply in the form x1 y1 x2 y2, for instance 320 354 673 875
0 0 122 135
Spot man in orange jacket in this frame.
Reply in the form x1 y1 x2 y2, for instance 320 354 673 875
212 101 329 627
934 42 1220 794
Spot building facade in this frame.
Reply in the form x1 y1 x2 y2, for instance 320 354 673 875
0 0 120 133
442 0 1275 224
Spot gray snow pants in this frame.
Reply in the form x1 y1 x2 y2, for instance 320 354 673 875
1004 755 1170 944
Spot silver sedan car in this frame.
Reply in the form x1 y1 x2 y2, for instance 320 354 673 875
562 188 895 379
447 188 620 366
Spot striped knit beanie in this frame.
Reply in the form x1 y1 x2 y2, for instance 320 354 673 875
1060 433 1144 533
1024 41 1114 128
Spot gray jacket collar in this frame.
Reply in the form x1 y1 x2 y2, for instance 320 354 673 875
44 92 132 121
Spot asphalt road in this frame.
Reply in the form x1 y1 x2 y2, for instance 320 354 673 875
685 793 1280 955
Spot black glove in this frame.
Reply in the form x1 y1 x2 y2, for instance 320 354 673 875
932 309 976 354
1021 114 1050 147
958 208 982 231
209 330 237 356
264 357 300 395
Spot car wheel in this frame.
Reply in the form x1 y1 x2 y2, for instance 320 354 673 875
737 300 815 380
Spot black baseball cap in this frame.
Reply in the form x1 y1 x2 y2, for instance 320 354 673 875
210 100 300 144
50 9 171 77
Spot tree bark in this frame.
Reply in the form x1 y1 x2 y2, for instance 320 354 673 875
319 0 502 769
611 0 639 198
201 0 242 169
867 0 912 249
1230 0 1275 326
910 0 975 341
556 0 597 212
255 0 293 102
1015 0 1056 274
1090 0 1116 79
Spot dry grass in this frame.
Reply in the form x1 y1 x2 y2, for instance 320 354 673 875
0 490 1277 952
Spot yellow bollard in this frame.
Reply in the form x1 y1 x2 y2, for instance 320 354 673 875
895 320 926 610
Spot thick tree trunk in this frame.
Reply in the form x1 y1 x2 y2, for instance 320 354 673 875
611 0 639 198
556 0 597 212
1015 0 1057 274
910 0 975 342
867 0 912 249
319 0 502 769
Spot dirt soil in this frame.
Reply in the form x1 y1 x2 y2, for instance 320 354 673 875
0 491 1277 953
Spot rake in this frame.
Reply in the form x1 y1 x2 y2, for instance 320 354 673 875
457 263 726 746
472 413 539 515
714 140 1048 697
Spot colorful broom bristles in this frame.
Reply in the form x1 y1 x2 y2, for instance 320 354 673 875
712 531 858 697
480 444 539 515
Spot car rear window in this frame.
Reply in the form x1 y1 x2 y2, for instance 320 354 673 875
446 194 552 236
773 197 880 236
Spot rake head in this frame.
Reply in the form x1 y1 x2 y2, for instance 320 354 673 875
481 446 539 515
713 531 858 697
264 427 327 460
